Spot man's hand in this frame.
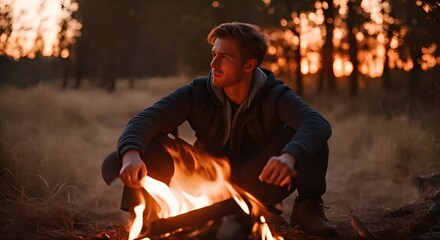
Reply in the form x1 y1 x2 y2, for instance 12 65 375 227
119 149 147 188
259 152 297 187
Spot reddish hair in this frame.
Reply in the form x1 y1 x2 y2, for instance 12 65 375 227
207 22 268 66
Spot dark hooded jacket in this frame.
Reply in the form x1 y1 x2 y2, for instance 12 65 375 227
117 68 331 166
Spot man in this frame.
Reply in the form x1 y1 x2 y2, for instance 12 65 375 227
102 22 336 236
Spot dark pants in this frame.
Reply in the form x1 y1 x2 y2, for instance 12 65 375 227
102 127 329 214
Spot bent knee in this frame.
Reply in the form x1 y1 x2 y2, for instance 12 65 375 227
101 151 121 185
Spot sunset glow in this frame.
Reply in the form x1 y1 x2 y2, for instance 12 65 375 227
2 0 438 77
2 0 80 59
264 0 438 79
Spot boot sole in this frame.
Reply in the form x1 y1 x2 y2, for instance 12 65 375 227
292 223 338 237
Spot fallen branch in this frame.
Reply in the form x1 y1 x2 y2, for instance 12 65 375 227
350 214 376 239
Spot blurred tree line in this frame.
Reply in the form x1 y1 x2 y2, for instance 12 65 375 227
69 0 274 91
262 0 440 99
0 0 274 90
0 0 439 100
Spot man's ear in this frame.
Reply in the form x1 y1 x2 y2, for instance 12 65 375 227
244 58 257 72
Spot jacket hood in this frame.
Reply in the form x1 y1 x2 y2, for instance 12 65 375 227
208 67 279 107
207 67 281 147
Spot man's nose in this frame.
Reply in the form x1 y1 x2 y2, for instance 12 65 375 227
210 56 219 69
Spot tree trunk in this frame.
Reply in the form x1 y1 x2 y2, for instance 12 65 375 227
295 37 303 96
289 26 303 96
320 0 336 93
406 0 421 97
283 46 294 87
128 76 134 89
100 46 117 92
409 42 421 97
382 0 393 92
382 28 392 92
61 58 69 89
348 0 359 97
74 71 82 89
0 56 9 85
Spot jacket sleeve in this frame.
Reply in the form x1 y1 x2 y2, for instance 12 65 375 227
276 89 332 163
117 84 193 159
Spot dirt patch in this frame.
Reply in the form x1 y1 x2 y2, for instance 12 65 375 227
23 198 436 240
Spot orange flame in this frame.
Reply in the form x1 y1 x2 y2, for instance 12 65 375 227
128 200 146 240
260 216 277 240
128 141 284 240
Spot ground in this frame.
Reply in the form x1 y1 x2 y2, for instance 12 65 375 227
30 198 438 240
0 76 439 239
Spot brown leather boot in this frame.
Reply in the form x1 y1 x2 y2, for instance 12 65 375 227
290 197 337 236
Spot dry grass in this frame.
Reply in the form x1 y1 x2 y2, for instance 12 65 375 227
0 77 187 238
0 77 439 238
325 98 439 177
315 93 440 212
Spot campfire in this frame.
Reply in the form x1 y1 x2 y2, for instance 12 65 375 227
128 138 284 240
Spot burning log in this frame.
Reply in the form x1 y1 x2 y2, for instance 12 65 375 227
136 198 252 239
127 137 285 240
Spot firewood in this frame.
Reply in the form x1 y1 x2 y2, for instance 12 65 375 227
137 198 250 239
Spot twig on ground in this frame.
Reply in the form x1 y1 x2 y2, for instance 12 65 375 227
350 214 376 240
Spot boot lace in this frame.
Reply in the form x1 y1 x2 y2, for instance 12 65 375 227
309 199 330 221
319 201 330 221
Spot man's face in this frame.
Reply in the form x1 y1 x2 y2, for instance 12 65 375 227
210 37 248 88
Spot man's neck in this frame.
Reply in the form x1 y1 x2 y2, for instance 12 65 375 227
223 74 252 105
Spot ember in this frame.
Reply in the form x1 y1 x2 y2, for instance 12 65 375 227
128 139 284 240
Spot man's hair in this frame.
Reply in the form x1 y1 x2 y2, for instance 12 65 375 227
207 22 268 67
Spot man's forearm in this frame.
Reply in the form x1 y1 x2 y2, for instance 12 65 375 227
117 84 193 159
